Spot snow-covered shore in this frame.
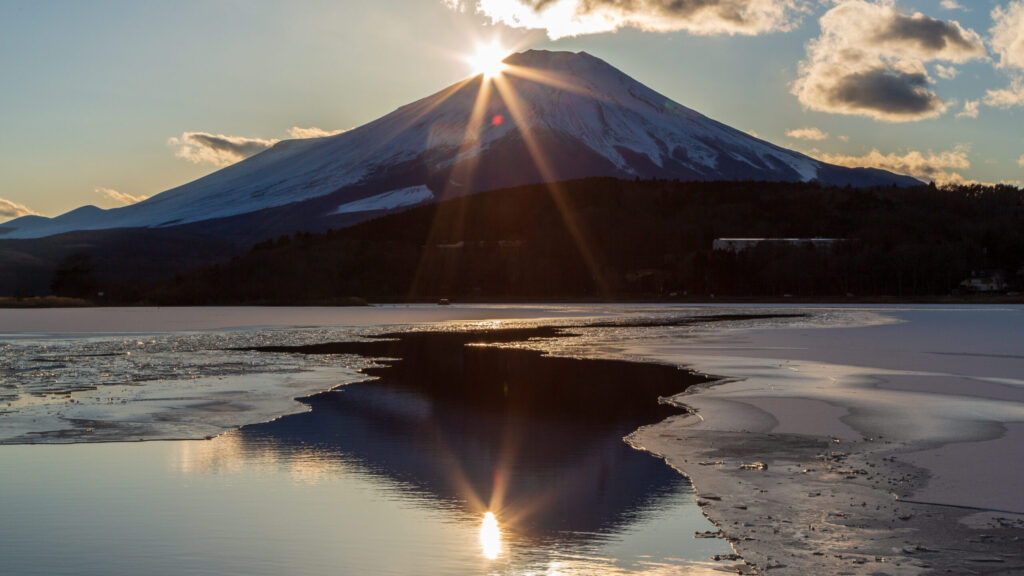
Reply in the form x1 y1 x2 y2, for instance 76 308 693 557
623 306 1024 574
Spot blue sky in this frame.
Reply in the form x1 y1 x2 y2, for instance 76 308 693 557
1 0 1022 219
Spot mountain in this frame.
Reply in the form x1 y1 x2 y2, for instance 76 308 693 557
1 50 919 241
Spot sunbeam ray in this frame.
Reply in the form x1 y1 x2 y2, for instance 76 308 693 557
491 73 612 298
503 64 611 102
407 75 497 298
345 77 475 171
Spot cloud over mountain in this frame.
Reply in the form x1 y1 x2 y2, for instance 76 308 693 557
167 127 349 167
96 187 148 206
444 0 808 39
813 145 971 185
0 198 38 220
288 126 347 139
168 132 280 167
786 127 828 140
792 0 985 122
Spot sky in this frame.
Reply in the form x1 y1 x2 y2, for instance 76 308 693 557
1 0 1022 220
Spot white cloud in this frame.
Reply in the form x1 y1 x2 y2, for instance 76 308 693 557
95 187 148 206
991 2 1024 71
444 0 809 39
1019 154 1024 168
934 64 958 79
168 132 279 167
792 0 985 122
786 126 829 140
956 99 979 118
0 198 38 220
986 2 1024 109
813 145 972 185
940 0 964 11
287 126 347 139
984 78 1024 109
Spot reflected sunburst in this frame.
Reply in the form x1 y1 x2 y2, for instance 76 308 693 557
480 511 503 560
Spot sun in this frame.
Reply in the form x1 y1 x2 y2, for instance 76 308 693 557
468 42 509 79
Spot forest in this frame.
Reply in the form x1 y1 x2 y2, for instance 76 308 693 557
71 178 1024 304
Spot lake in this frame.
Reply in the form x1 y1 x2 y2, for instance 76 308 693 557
0 305 745 576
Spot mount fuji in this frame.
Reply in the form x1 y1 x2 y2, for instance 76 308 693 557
1 50 919 241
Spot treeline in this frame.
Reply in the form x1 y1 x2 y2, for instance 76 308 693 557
107 178 1023 304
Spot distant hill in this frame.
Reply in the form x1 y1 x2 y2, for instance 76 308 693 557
124 178 1023 304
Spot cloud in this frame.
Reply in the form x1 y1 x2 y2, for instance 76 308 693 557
940 0 964 10
1019 154 1024 168
443 0 809 39
984 78 1024 108
956 99 979 118
813 145 972 185
95 187 148 206
991 2 1024 71
287 126 347 139
786 126 829 140
934 64 958 79
168 132 279 167
0 198 38 220
986 2 1024 109
792 0 985 122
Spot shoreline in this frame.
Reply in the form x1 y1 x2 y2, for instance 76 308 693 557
4 294 1024 309
623 306 1024 574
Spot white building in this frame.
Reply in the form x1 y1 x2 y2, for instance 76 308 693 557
712 238 844 253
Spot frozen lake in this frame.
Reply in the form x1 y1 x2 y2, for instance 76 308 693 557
2 304 1020 575
0 305 742 576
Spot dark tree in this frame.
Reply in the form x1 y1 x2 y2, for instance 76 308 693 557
50 253 98 298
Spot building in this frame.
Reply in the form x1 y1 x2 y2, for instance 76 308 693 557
960 270 1008 293
712 238 845 253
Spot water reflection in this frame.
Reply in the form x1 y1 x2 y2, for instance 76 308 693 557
242 330 702 536
175 328 728 572
481 512 502 560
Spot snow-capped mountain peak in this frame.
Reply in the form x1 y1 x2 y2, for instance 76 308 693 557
0 50 918 240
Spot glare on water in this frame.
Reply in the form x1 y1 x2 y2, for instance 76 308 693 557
480 511 502 560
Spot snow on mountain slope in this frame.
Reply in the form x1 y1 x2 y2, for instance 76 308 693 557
493 51 821 181
0 50 918 240
330 185 434 215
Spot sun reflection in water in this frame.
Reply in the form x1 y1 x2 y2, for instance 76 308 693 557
480 511 502 560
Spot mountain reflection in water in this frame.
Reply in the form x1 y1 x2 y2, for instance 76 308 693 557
236 328 709 544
